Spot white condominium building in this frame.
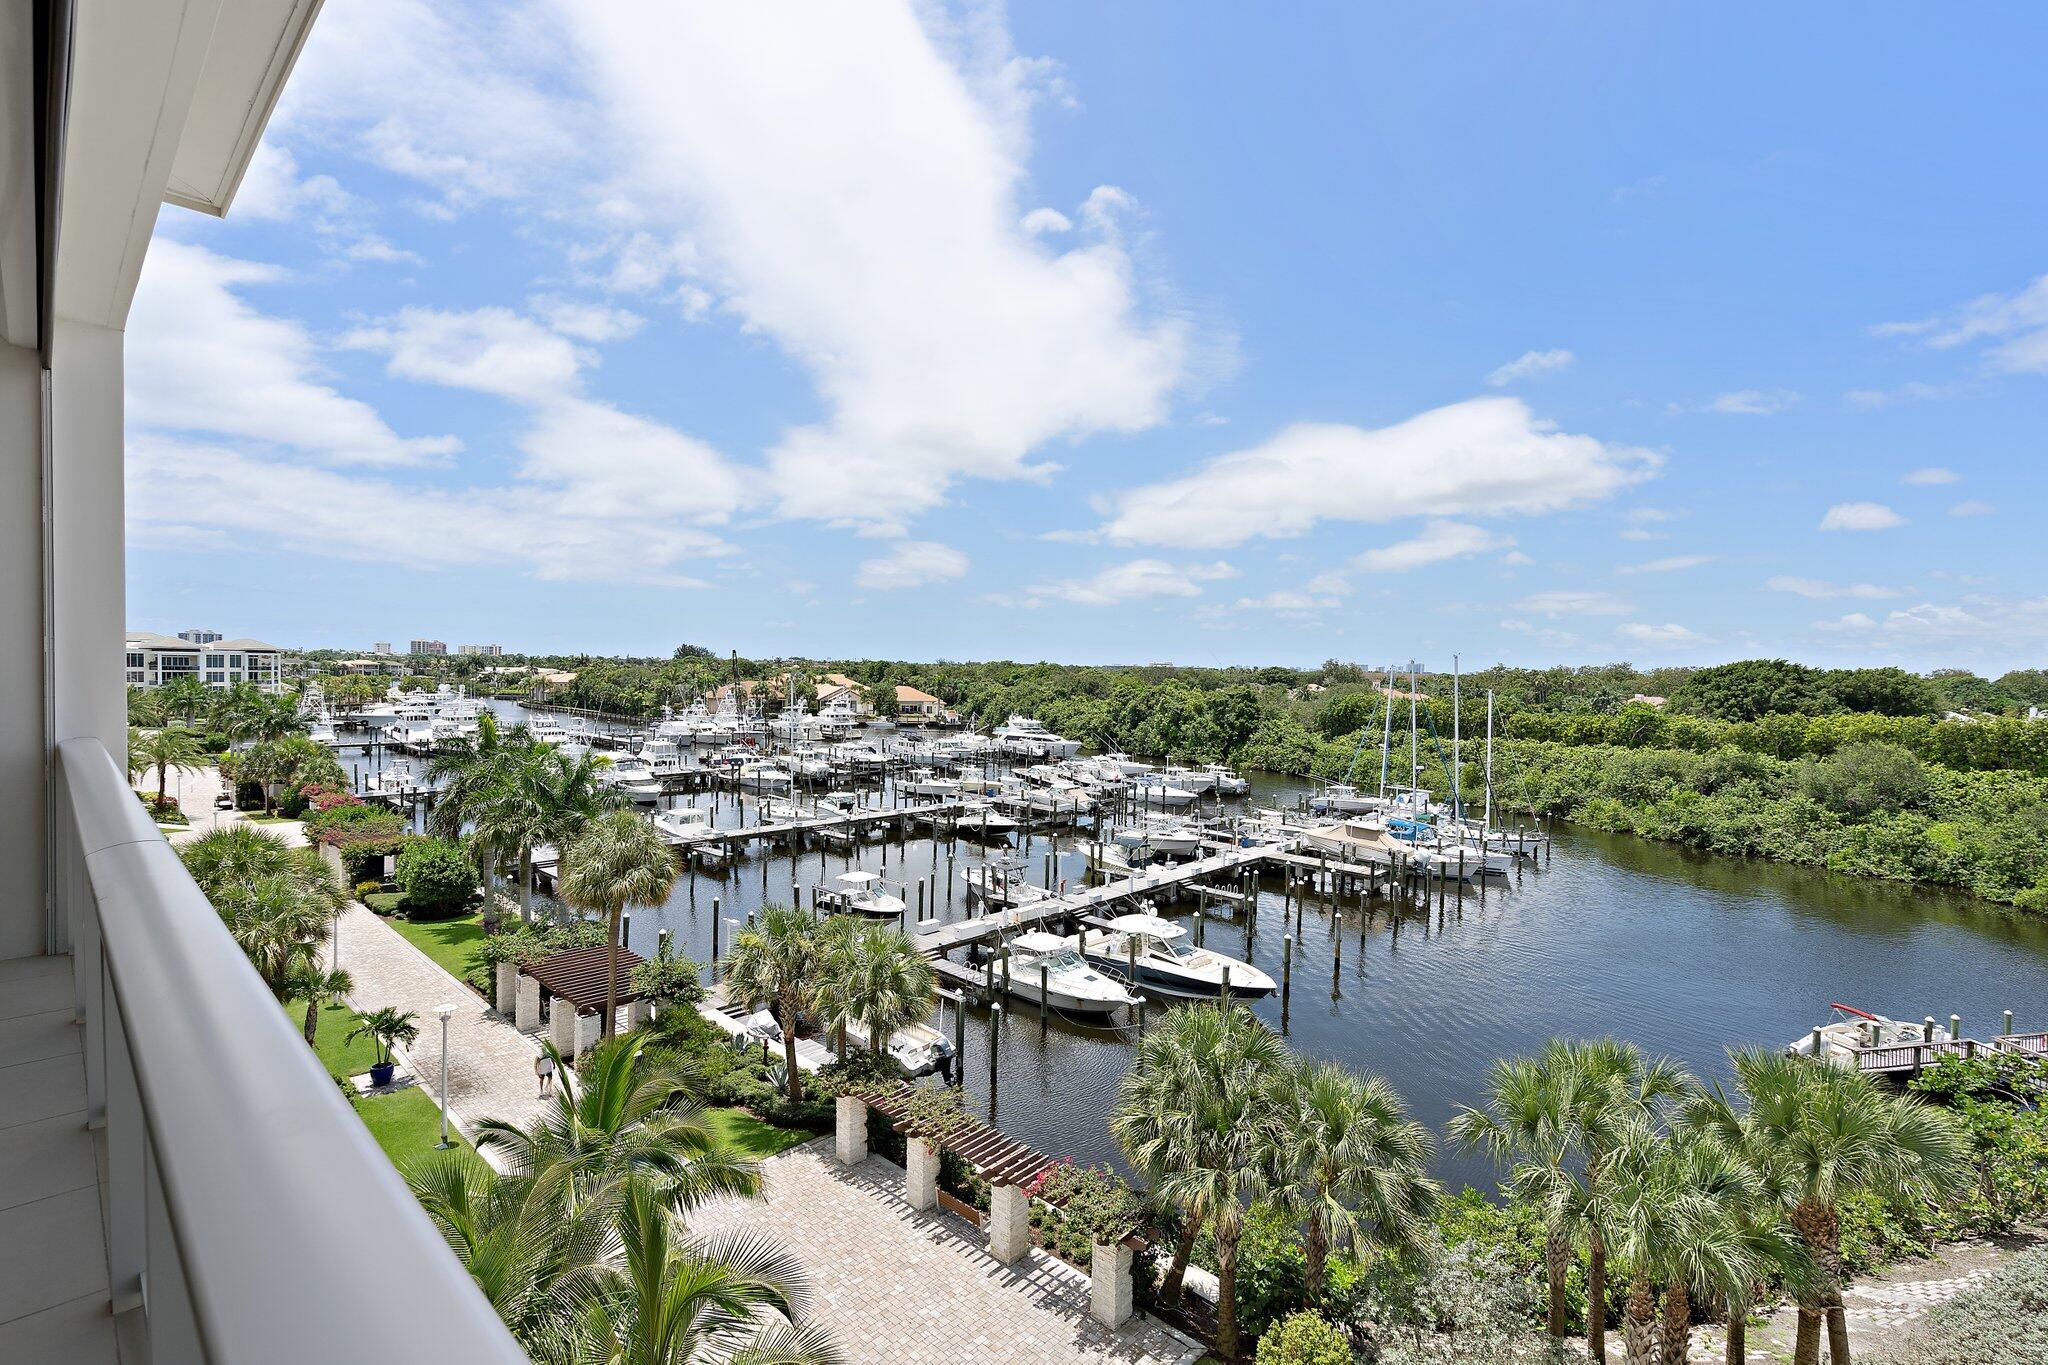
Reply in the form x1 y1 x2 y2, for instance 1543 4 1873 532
125 631 285 692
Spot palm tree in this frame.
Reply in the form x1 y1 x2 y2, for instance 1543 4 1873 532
719 906 830 1102
1597 1119 1777 1365
347 1006 420 1071
180 825 341 998
1269 1060 1440 1302
813 921 936 1065
1558 1039 1694 1365
1447 1053 1581 1346
426 713 513 906
125 727 149 786
567 1178 840 1365
561 811 681 1037
475 1035 759 1218
473 741 612 924
286 958 354 1045
133 725 206 804
159 676 211 726
1683 1050 1972 1365
1109 1004 1288 1359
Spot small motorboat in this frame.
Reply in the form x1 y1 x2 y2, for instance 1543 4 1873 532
1078 912 1276 1000
999 931 1140 1017
1787 1003 1947 1065
819 870 906 920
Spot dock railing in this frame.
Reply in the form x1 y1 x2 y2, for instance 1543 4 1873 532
1853 1032 2048 1075
53 737 524 1364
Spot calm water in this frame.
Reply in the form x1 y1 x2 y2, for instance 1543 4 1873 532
343 708 2048 1192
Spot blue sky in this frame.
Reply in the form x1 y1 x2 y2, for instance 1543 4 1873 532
127 1 2048 670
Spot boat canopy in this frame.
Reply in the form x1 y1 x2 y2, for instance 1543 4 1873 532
1012 931 1068 953
836 870 881 886
1104 912 1185 939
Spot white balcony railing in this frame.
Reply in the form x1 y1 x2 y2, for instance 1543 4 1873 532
52 738 526 1364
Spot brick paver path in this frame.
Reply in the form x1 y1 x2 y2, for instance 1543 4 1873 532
688 1141 1200 1365
332 902 548 1145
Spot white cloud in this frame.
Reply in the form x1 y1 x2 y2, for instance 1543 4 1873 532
345 306 590 400
1765 576 1899 600
1949 500 1994 517
1618 554 1712 574
1818 501 1906 531
1516 589 1632 617
1103 397 1656 549
1352 521 1508 573
1901 466 1960 485
127 240 459 467
1675 388 1799 415
530 295 647 343
1485 348 1574 387
1815 612 1879 632
1843 381 1971 410
1874 274 2048 374
1018 558 1236 607
233 142 353 222
1617 622 1711 645
1811 595 2048 657
1020 207 1072 235
558 3 1188 531
342 234 423 265
855 540 970 590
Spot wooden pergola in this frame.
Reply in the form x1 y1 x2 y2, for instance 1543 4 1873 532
863 1081 1059 1189
521 944 646 1015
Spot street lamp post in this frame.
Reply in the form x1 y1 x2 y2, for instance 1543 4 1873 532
434 1003 457 1148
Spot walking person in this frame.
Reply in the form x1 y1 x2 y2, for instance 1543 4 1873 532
535 1049 555 1098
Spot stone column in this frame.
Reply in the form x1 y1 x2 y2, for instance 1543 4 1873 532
577 1010 602 1057
905 1137 938 1211
988 1182 1031 1264
627 999 654 1030
516 974 541 1033
495 961 518 1015
1090 1241 1133 1329
549 1002 576 1058
835 1095 868 1166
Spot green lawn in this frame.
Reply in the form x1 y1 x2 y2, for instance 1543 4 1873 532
357 1086 472 1164
287 997 381 1080
385 911 490 985
701 1105 810 1159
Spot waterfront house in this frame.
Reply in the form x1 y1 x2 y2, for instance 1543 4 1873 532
1 3 525 1359
124 629 285 692
896 685 948 725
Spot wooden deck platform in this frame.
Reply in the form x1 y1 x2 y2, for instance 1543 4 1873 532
1853 1031 2048 1076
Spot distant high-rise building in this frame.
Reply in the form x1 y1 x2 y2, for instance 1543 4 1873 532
408 639 448 656
177 628 222 645
371 642 393 655
456 643 504 656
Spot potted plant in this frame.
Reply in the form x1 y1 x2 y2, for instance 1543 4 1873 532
347 1006 419 1088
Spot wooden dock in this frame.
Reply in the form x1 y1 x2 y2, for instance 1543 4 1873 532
913 843 1275 955
1853 1031 2048 1077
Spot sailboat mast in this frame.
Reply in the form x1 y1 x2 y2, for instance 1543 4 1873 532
1378 665 1395 799
1408 661 1419 792
1484 689 1495 833
1451 653 1462 822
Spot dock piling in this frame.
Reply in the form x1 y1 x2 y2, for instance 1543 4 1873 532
1281 934 1293 1025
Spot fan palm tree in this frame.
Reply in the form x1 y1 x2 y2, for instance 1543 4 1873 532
284 957 354 1045
1269 1060 1440 1302
474 1034 758 1218
426 712 513 903
1448 1052 1582 1346
561 811 681 1037
1109 1004 1288 1358
133 725 206 805
569 1178 840 1365
1683 1049 1971 1365
407 1153 612 1357
181 825 341 998
719 906 829 1102
1557 1039 1694 1365
1597 1119 1779 1365
813 921 936 1065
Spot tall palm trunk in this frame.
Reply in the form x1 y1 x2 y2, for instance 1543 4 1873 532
1790 1197 1841 1365
1793 1308 1822 1365
1657 1282 1690 1365
1214 1221 1242 1362
1159 1214 1202 1306
1544 1222 1571 1342
1588 1218 1610 1364
303 997 320 1044
777 989 803 1101
1303 1206 1329 1303
518 846 534 924
603 907 621 1037
1824 1293 1852 1364
1623 1271 1657 1365
1723 1296 1746 1365
157 761 171 804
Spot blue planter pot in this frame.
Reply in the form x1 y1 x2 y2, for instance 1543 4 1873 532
369 1061 397 1088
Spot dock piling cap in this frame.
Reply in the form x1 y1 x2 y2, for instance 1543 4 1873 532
1104 912 1185 939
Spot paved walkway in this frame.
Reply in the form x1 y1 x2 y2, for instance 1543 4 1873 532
331 902 547 1148
688 1141 1200 1365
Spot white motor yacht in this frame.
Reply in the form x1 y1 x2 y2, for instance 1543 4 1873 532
1309 783 1382 815
992 714 1082 760
602 754 664 802
901 767 962 798
1202 764 1251 797
820 870 906 920
1077 913 1276 1001
999 932 1140 1017
736 760 791 792
1132 774 1199 809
